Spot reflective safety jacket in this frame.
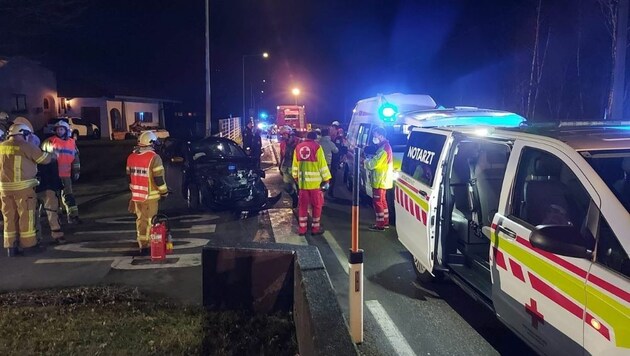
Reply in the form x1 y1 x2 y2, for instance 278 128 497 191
365 140 393 189
292 139 331 190
42 136 80 178
0 137 51 192
126 148 168 202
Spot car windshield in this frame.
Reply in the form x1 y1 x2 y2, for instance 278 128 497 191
583 149 630 214
190 139 246 160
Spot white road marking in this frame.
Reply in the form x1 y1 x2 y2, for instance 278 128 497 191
323 230 349 275
73 224 216 236
366 300 416 356
34 253 201 270
34 257 116 264
53 238 208 253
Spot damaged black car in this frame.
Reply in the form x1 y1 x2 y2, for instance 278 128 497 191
165 136 280 212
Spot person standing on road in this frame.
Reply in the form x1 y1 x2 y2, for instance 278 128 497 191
319 128 338 197
41 120 81 224
242 120 254 154
126 131 168 254
251 128 263 169
292 131 331 236
279 130 299 208
0 124 52 256
364 127 393 231
330 127 347 198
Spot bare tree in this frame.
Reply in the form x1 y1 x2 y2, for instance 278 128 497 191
526 0 550 119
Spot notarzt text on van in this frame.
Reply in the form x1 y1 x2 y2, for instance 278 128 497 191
407 147 436 165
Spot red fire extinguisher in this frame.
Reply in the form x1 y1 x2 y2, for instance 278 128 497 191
150 214 173 262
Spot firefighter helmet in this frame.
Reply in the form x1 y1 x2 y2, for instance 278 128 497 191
54 120 71 138
138 131 158 147
13 116 34 131
331 120 340 127
7 123 32 138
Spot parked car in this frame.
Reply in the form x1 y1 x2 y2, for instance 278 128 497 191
43 117 100 140
166 136 280 212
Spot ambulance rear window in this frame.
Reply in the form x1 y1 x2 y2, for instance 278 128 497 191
401 131 446 186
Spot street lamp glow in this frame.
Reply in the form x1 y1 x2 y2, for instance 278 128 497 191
292 88 300 96
262 52 269 58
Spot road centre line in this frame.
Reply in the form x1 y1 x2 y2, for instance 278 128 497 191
366 300 417 356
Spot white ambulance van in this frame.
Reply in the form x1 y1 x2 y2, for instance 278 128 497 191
395 122 630 355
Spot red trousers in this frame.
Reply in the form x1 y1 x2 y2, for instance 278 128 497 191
298 189 324 234
373 188 389 228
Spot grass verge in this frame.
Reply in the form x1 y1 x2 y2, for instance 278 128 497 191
0 286 297 355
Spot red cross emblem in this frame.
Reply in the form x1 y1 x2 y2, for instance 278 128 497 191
299 146 312 160
525 298 545 329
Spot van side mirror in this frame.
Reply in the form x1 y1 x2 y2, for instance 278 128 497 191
530 225 593 259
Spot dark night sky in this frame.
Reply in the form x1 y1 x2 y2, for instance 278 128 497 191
2 0 614 125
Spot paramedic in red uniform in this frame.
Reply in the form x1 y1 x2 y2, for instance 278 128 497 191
364 127 393 231
292 131 331 236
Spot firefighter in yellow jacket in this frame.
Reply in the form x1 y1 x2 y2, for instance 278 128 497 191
126 131 168 253
292 131 331 236
0 124 52 256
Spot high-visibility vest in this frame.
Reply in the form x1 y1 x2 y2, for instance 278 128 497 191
0 138 50 192
365 140 393 189
126 150 166 202
45 137 79 178
292 139 331 190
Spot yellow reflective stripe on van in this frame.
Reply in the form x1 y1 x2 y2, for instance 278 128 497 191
492 228 630 348
395 179 429 211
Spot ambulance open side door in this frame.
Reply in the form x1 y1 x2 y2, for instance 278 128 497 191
396 128 452 275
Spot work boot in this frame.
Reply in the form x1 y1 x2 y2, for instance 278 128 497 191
368 225 385 232
138 247 150 256
67 216 82 224
6 247 19 257
52 236 67 245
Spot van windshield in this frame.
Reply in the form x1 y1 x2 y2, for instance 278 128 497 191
582 149 630 214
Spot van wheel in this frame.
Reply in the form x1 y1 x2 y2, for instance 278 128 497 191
413 256 441 283
187 184 201 211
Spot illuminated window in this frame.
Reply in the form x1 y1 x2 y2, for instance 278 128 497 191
134 112 153 123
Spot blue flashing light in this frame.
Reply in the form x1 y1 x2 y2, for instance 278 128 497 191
418 114 526 128
259 111 269 120
378 102 398 123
